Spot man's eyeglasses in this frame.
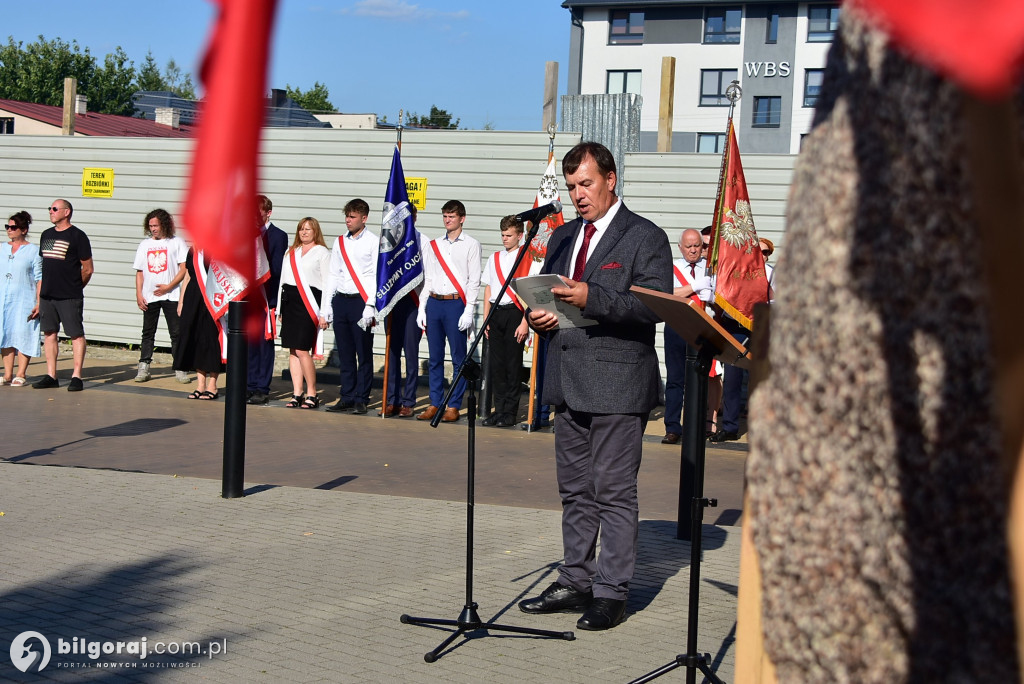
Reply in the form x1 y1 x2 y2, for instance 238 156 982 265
48 206 61 212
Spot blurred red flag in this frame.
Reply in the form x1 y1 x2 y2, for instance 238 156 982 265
852 0 1024 97
183 0 278 337
708 122 770 330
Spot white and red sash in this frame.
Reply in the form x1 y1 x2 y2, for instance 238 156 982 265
673 263 720 378
430 239 467 305
289 248 325 359
194 251 229 363
337 236 369 303
493 250 524 312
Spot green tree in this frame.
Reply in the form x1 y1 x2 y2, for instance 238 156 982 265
135 50 164 91
285 81 334 113
0 36 95 106
405 105 459 129
88 47 135 116
162 58 196 99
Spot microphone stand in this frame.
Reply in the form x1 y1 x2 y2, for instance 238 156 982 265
400 222 575 662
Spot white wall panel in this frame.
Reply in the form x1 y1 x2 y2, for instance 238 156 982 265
0 130 794 385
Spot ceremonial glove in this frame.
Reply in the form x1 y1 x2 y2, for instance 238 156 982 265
416 310 427 331
458 308 474 332
692 275 712 292
358 305 376 331
698 287 715 303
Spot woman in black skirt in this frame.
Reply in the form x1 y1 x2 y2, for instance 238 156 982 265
174 248 224 399
278 217 330 408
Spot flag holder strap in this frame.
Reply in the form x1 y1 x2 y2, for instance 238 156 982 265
400 221 575 661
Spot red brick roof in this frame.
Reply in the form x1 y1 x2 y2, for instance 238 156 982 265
0 99 195 137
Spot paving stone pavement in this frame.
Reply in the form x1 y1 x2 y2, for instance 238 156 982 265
0 348 742 682
0 464 738 683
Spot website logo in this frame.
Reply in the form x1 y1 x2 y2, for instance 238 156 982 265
10 631 51 673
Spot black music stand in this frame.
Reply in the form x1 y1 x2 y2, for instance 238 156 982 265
400 223 575 662
625 287 750 684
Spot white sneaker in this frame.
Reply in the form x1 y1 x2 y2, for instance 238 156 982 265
175 370 190 384
134 362 151 383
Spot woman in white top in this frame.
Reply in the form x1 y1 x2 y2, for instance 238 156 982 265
278 217 331 409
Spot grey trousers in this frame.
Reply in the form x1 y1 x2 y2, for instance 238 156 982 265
554 406 646 600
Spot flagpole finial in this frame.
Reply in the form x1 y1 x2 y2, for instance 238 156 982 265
726 80 742 104
547 123 556 140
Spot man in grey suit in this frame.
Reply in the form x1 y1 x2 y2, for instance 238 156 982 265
519 142 672 630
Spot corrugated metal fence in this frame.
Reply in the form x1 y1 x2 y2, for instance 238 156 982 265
0 129 794 373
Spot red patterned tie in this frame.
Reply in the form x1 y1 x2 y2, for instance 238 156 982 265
572 223 597 281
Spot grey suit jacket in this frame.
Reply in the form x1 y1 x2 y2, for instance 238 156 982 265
540 203 672 414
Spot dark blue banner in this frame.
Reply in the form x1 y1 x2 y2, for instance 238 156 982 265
374 146 423 319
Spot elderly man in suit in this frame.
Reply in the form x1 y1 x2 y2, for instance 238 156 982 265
519 141 672 630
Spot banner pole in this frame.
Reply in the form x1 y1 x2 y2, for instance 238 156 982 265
709 81 742 277
380 112 405 417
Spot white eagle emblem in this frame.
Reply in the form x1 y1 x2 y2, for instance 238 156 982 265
720 200 758 253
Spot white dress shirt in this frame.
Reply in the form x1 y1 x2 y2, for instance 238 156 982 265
567 198 623 276
483 246 540 305
421 230 481 308
326 229 378 301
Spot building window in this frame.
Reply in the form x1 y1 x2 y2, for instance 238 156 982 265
700 69 739 106
752 96 782 127
697 133 726 154
609 10 644 45
704 7 742 44
766 6 780 43
803 69 825 107
607 70 641 95
0 117 13 134
808 4 840 42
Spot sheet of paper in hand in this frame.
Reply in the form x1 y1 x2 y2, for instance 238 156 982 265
511 274 598 329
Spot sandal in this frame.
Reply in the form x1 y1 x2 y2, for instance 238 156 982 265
198 390 219 400
10 377 26 387
300 395 320 410
285 394 303 408
186 389 204 399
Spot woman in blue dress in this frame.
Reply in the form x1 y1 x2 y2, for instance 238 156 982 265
0 211 42 386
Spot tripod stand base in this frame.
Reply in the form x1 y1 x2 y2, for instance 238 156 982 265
400 604 575 663
628 652 724 684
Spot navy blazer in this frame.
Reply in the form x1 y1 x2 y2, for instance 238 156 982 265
540 203 672 415
262 222 288 310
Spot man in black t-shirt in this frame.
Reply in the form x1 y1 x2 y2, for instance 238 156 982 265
32 199 94 392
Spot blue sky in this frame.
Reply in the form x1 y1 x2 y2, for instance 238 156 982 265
3 0 571 130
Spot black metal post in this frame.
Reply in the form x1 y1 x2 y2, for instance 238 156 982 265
630 340 724 684
222 299 247 499
678 340 711 540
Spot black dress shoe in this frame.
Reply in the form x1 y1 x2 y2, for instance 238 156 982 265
325 400 354 413
351 403 368 415
661 432 681 445
247 392 268 405
482 414 501 427
519 581 593 614
708 429 739 443
496 414 517 428
576 597 626 631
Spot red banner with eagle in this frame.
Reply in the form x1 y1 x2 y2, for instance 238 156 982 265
707 121 770 330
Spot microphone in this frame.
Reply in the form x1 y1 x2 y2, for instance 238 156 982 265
514 200 562 225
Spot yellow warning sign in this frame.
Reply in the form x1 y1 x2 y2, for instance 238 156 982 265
405 177 427 211
82 168 114 198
